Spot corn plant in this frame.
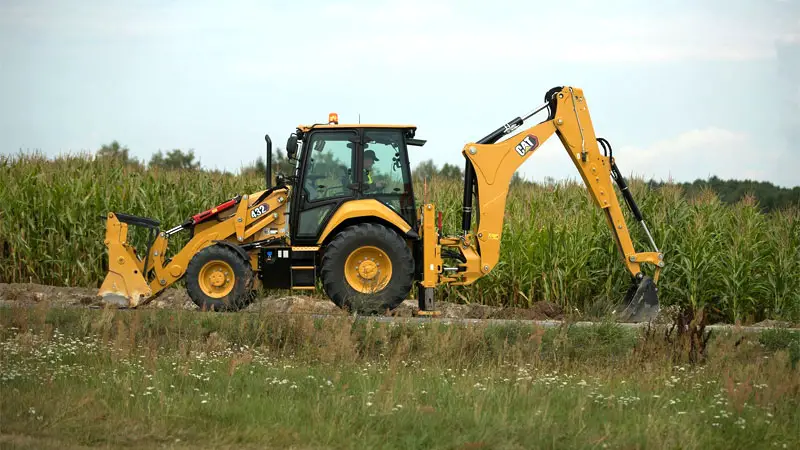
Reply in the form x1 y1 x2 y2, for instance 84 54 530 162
1 152 798 323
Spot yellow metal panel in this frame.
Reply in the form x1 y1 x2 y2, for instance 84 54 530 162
420 203 442 288
551 87 645 275
316 199 412 244
445 244 482 285
463 121 557 273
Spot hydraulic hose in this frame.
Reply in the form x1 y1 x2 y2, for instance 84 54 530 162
610 161 643 223
604 138 659 252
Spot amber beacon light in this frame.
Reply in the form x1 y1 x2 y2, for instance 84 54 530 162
328 112 339 124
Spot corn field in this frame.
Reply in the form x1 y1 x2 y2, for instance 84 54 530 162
1 152 799 323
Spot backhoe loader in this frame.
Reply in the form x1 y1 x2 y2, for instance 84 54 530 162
98 86 663 322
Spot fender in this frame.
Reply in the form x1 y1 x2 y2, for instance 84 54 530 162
211 240 250 262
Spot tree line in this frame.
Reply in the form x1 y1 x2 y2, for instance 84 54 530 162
647 177 800 213
94 141 799 212
95 141 201 170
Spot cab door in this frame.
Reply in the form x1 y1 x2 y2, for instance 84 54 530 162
290 129 360 245
359 128 417 228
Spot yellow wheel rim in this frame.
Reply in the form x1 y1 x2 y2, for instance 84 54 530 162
198 260 235 298
344 246 393 293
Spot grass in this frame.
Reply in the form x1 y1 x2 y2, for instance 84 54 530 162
1 305 799 449
1 152 799 324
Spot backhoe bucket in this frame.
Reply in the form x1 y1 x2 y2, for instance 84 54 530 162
616 275 659 323
97 212 156 308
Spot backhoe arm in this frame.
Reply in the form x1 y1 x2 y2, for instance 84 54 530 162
460 86 663 282
420 86 663 321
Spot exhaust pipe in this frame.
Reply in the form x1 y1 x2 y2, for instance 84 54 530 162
265 134 272 189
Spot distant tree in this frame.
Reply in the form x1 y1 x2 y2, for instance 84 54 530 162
253 155 266 174
412 159 438 181
647 176 800 212
510 172 526 187
273 148 295 176
149 149 201 170
439 162 464 180
96 140 141 167
241 147 296 183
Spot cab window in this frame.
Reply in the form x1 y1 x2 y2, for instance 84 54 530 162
361 129 414 223
361 130 410 196
302 131 356 203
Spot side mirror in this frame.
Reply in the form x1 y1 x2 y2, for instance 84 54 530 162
286 134 298 160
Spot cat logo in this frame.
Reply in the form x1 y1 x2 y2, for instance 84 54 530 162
514 134 539 157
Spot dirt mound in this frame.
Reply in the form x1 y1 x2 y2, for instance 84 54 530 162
752 319 796 328
387 299 561 320
0 282 196 310
245 294 345 315
487 302 564 320
0 283 99 307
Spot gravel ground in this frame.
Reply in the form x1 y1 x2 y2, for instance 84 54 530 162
2 282 797 330
0 282 566 321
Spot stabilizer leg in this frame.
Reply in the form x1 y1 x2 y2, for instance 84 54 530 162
415 284 441 317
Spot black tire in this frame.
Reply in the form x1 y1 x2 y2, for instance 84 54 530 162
320 223 414 314
185 244 254 311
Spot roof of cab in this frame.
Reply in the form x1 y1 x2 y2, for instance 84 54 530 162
296 124 417 133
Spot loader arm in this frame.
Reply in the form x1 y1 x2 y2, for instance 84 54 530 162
98 186 291 307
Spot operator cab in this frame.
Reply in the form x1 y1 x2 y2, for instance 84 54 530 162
283 114 425 246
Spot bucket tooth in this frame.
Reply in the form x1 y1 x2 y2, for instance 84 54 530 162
617 275 659 323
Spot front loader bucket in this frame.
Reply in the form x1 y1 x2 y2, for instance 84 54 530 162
97 212 156 308
616 275 659 323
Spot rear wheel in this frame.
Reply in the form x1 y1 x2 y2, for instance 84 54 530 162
320 223 414 314
186 244 254 311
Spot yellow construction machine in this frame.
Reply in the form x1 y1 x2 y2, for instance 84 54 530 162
98 86 664 322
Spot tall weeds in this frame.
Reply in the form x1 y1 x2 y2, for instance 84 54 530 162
1 152 798 323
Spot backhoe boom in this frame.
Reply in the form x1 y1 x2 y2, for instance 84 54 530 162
420 86 664 322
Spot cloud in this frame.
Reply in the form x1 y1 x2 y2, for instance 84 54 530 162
227 9 783 84
426 126 797 188
298 1 782 69
2 0 797 188
612 128 785 183
0 0 275 39
4 0 781 80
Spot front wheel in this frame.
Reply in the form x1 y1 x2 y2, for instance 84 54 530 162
320 223 414 314
185 244 254 311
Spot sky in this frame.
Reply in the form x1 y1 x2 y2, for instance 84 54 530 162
1 0 798 187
